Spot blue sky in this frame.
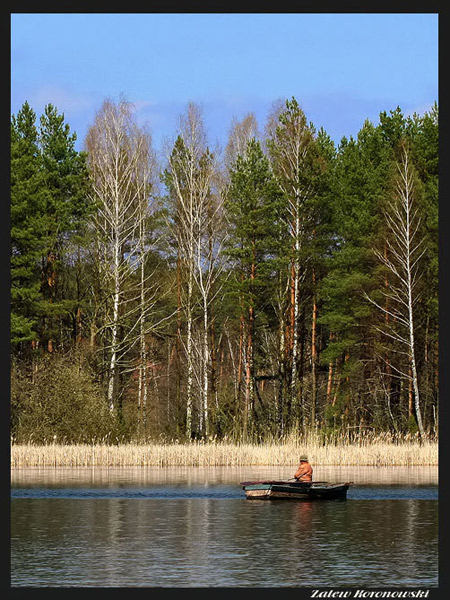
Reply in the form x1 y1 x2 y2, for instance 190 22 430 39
11 13 438 154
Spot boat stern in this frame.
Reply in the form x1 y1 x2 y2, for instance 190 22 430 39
243 483 272 499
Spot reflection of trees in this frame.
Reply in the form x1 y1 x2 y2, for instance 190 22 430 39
11 496 437 586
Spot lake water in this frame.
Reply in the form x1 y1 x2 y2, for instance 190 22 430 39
11 466 438 588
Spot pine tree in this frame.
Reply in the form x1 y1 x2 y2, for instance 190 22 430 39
318 122 389 433
307 127 336 427
225 138 282 438
11 102 46 349
266 98 314 418
38 104 90 352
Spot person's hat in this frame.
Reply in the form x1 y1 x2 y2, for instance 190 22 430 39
300 454 308 461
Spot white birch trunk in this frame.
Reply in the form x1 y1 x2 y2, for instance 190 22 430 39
138 216 148 433
291 213 300 404
165 102 225 439
366 145 425 437
107 224 120 413
404 156 425 436
185 262 194 438
202 296 209 437
87 99 158 421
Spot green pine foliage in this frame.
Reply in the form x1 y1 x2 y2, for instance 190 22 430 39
11 103 91 353
10 99 439 442
225 138 282 308
37 104 91 349
318 128 383 366
224 138 284 402
11 102 47 346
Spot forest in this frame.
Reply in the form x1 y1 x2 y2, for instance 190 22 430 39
10 96 438 444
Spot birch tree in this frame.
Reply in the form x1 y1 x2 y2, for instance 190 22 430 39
163 102 218 438
366 142 426 436
86 98 157 416
225 113 259 171
194 176 228 436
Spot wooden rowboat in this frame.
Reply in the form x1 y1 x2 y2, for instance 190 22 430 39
240 480 352 500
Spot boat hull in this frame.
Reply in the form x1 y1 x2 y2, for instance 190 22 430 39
242 481 350 500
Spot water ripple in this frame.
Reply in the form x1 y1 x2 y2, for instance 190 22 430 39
11 484 438 500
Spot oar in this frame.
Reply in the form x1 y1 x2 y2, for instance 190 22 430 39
288 478 329 484
240 479 329 485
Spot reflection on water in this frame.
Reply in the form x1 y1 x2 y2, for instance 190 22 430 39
11 467 438 588
11 465 439 487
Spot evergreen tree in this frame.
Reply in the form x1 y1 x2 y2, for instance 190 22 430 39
318 122 389 433
38 104 90 352
307 127 336 427
11 102 46 349
10 97 438 443
225 138 283 437
266 97 317 421
406 104 438 325
11 102 90 353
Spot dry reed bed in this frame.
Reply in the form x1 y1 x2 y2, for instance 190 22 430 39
11 440 438 468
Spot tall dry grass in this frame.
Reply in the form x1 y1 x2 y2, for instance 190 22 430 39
11 432 438 468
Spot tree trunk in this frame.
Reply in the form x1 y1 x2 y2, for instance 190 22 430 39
107 231 120 414
290 214 300 408
185 264 194 438
46 250 57 353
138 221 148 435
383 241 393 425
244 242 256 438
408 367 414 419
245 308 254 438
210 313 217 421
202 295 209 437
366 144 426 438
311 268 317 427
404 155 425 437
176 251 182 433
237 281 244 409
326 361 333 405
278 313 285 436
76 306 82 345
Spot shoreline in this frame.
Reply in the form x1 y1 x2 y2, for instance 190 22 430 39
11 440 438 468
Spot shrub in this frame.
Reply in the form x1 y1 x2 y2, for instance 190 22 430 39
11 351 117 443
